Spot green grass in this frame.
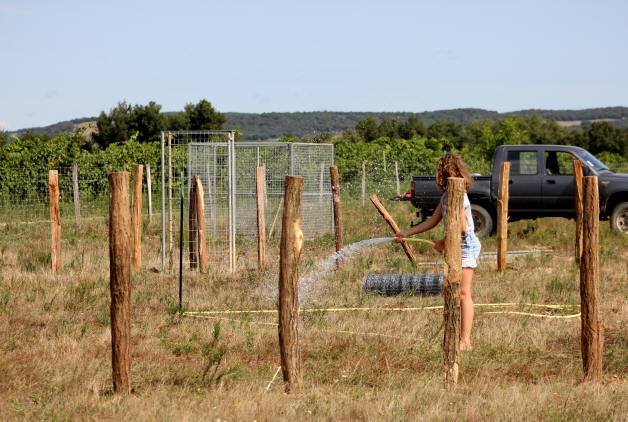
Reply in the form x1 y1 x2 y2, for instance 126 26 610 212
0 198 626 420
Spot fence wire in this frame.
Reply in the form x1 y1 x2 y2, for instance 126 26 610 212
163 131 334 273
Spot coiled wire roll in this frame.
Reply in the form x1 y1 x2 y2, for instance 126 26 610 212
363 274 443 296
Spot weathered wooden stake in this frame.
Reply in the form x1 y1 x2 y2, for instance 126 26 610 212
108 171 131 394
278 175 304 394
395 161 400 196
330 166 343 268
256 166 266 271
573 160 584 264
580 176 603 381
497 161 510 271
48 170 61 275
361 161 366 207
194 176 208 274
269 198 284 240
72 163 81 226
369 193 417 266
443 177 464 389
146 164 153 223
188 177 198 269
131 164 143 271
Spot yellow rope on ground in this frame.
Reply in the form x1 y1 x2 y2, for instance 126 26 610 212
183 302 579 316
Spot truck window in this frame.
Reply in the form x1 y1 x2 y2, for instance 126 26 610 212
507 150 538 175
545 151 575 175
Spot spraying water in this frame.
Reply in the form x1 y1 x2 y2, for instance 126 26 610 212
254 237 395 304
298 237 394 301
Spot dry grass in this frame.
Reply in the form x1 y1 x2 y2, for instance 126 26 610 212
0 198 626 421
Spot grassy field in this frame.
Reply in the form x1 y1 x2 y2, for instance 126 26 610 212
0 197 626 421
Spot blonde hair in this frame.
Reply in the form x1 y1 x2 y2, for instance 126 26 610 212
435 154 472 192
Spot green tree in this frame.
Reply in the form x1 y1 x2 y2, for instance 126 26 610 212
0 130 8 146
378 118 400 140
399 114 427 139
184 99 226 130
130 101 166 143
93 101 133 148
355 116 379 142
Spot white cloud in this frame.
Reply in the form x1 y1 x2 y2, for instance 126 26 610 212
0 121 10 130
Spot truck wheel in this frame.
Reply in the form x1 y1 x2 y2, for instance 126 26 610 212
471 204 493 237
610 202 628 234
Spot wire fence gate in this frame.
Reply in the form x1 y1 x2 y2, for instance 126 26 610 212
161 130 334 273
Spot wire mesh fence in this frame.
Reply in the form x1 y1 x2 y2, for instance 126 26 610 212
162 131 335 273
0 165 163 227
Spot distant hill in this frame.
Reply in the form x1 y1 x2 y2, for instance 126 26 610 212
11 107 628 140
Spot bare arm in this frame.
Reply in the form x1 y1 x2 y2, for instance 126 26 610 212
395 202 442 241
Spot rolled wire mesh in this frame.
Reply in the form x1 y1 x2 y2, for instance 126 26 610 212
363 273 444 296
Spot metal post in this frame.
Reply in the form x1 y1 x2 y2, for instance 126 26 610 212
179 171 184 311
161 132 166 272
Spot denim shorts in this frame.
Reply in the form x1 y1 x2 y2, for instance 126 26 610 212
462 233 482 268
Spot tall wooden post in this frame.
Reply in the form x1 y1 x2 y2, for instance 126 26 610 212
369 194 417 266
188 178 198 269
573 160 584 264
443 177 464 389
330 166 343 267
131 164 143 271
256 166 266 271
48 170 61 275
395 161 400 196
72 163 81 226
580 176 603 381
108 171 131 394
383 150 387 172
194 176 208 274
497 161 510 271
278 175 304 394
145 164 153 223
361 161 366 207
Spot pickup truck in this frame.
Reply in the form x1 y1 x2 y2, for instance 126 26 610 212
409 145 628 237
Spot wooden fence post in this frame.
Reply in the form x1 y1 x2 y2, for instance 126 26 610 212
573 160 584 264
256 167 266 271
580 176 603 381
395 161 400 196
383 150 387 172
108 171 131 394
72 163 81 226
361 161 366 207
146 164 152 223
131 164 143 271
48 170 61 275
278 175 304 394
269 198 284 240
194 176 208 274
443 177 464 389
369 193 417 267
330 166 343 268
188 178 198 269
497 161 510 271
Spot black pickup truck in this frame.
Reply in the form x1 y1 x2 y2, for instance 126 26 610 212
410 145 628 237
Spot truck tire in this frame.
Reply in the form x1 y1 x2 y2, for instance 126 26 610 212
471 204 493 237
610 201 628 234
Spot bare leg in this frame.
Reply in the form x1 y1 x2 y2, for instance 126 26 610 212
460 267 475 350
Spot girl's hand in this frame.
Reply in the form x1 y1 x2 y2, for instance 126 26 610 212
433 239 445 253
394 231 407 243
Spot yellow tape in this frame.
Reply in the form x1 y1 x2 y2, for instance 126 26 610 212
183 302 579 316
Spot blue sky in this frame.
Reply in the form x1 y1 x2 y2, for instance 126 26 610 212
1 0 627 130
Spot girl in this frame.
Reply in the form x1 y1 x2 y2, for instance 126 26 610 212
395 154 481 351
